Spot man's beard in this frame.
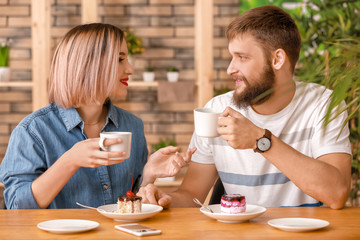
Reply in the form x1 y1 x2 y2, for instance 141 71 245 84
232 62 275 109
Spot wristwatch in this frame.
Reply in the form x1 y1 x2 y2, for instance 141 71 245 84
254 129 272 153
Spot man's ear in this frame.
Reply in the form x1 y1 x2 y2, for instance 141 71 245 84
272 49 286 70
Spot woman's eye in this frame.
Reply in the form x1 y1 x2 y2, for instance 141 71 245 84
119 58 125 62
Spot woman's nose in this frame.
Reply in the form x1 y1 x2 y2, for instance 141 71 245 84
126 59 134 75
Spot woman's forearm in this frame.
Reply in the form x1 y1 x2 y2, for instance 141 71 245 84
31 155 78 208
141 164 157 186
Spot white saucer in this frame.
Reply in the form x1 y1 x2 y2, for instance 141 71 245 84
200 204 266 223
268 218 330 232
37 219 99 234
97 203 163 222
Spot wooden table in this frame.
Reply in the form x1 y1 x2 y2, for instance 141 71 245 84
0 207 359 239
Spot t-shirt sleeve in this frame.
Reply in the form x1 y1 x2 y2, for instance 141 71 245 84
0 125 44 209
189 133 216 164
311 99 352 158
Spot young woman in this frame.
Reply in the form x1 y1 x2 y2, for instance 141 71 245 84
0 23 194 209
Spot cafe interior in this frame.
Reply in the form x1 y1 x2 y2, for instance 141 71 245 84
0 0 359 239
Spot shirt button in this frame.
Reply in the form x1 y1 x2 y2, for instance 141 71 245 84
103 184 108 190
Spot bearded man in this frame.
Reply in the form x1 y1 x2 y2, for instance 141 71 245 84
138 5 352 209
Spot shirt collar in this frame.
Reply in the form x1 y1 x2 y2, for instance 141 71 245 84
58 105 83 132
58 100 119 132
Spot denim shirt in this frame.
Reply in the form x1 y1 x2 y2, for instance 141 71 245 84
0 101 148 209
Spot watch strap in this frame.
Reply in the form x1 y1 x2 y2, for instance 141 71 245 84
264 129 272 140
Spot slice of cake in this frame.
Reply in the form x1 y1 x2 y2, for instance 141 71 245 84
115 172 142 213
116 193 142 213
220 194 246 214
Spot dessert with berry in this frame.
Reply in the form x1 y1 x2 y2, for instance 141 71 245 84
116 173 142 213
220 194 246 214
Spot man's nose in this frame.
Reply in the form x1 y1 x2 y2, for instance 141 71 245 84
227 58 236 76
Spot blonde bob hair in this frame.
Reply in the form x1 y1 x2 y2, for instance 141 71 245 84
48 23 124 108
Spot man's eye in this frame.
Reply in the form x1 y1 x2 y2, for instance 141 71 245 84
119 58 125 62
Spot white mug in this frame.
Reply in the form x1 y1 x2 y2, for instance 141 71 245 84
99 132 132 160
194 108 220 138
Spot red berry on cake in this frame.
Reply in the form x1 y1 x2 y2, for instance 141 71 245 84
220 194 246 214
126 190 135 198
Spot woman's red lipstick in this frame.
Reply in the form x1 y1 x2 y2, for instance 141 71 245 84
120 78 129 86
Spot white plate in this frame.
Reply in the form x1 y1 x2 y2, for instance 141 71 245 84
97 203 163 222
37 219 99 234
200 204 266 223
268 218 330 232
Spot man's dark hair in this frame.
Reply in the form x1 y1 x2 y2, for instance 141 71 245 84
226 5 301 73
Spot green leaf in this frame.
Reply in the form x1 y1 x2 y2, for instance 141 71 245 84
0 46 9 67
152 138 177 153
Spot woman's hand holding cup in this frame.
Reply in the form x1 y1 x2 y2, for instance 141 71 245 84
61 136 129 169
99 132 132 160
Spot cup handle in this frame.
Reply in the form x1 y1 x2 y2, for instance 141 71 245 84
99 137 107 151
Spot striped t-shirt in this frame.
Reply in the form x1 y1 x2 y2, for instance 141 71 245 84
190 81 351 207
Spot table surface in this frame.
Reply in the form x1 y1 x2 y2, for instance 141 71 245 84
0 206 359 240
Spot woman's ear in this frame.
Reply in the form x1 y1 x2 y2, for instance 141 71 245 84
272 49 286 70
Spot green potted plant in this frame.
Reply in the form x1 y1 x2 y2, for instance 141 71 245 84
152 138 177 153
167 67 179 82
143 67 155 82
0 38 10 82
124 28 144 57
124 28 144 81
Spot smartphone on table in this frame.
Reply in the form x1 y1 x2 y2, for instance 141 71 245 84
115 223 162 237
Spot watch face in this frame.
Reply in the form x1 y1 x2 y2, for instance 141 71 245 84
257 137 271 151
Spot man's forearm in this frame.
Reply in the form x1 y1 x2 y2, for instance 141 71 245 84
169 189 199 208
262 135 351 209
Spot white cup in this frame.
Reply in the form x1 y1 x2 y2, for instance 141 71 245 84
99 132 132 160
194 108 220 138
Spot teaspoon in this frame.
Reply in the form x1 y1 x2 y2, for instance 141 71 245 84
193 198 214 213
76 202 106 212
